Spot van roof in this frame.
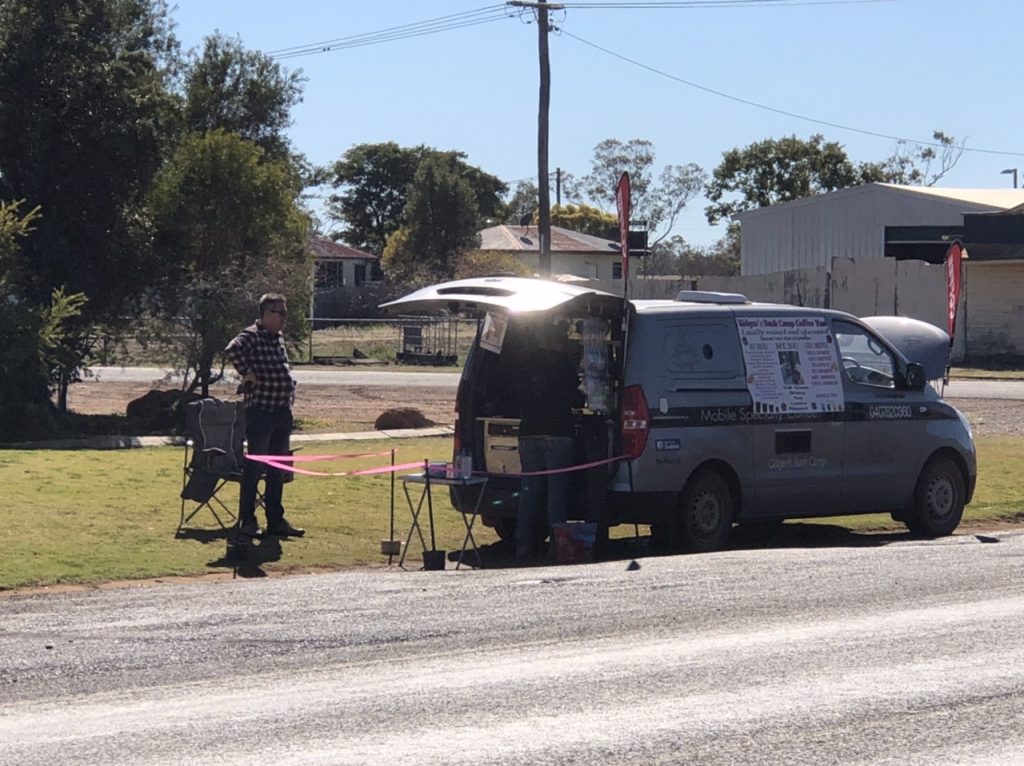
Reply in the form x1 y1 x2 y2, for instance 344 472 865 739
631 300 851 320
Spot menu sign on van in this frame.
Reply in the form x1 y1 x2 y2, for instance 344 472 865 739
736 316 844 414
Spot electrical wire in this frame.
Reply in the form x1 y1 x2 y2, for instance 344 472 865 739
559 1 895 7
558 28 1024 157
267 5 511 60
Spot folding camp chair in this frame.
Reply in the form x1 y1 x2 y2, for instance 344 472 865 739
178 398 248 535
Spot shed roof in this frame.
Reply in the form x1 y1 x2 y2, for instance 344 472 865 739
479 225 620 256
736 182 1024 220
308 235 379 262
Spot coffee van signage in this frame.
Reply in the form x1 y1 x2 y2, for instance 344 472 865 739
736 316 844 414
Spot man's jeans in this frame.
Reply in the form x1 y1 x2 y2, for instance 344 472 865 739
517 435 574 556
240 407 292 526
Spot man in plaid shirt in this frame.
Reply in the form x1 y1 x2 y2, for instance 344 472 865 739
225 292 304 538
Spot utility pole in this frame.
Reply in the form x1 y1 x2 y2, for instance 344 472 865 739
556 167 562 206
510 1 562 277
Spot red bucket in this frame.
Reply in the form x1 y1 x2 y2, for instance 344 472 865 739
552 522 597 564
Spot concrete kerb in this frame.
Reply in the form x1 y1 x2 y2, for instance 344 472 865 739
0 426 455 451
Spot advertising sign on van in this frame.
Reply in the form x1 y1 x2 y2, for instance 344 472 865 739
736 316 844 414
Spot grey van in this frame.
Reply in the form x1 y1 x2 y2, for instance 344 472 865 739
383 277 976 552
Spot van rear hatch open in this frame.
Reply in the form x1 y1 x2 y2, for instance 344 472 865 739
379 276 623 318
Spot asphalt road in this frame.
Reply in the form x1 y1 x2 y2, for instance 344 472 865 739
3 532 1024 765
88 366 1022 399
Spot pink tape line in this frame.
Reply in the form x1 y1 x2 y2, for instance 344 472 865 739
246 450 392 462
485 454 628 478
256 458 425 478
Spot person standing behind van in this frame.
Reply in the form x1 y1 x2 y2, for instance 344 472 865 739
515 322 581 560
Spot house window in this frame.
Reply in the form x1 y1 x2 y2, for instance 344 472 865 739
315 261 345 289
612 262 622 280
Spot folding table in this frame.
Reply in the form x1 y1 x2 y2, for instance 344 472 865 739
399 471 489 569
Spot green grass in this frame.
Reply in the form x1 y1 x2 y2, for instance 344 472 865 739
0 437 496 591
2 436 1021 591
950 367 1024 380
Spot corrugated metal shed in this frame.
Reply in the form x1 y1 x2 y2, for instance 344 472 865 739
736 183 1024 275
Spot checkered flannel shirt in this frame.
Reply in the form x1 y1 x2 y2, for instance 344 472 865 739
225 322 296 411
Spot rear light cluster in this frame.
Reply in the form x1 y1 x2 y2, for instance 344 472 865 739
620 385 650 460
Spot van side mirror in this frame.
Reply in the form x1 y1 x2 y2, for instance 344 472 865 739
903 362 926 391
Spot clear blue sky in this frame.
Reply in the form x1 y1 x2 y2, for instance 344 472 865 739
169 0 1024 247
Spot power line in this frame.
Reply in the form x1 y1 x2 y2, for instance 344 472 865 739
268 5 511 60
559 28 1024 158
561 0 894 6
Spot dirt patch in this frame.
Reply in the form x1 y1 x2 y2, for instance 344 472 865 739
65 380 456 434
65 382 1021 438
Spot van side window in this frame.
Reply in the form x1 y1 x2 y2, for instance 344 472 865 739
663 322 744 386
833 320 895 388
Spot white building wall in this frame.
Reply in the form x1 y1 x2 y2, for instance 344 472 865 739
962 261 1024 361
738 185 1008 276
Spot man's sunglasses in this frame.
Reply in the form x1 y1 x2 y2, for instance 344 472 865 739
266 308 288 317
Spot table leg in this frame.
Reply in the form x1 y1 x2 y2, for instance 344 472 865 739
456 481 487 570
398 482 430 568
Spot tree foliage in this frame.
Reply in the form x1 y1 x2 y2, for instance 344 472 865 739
581 138 705 244
0 202 86 438
550 203 617 238
704 134 877 225
705 131 966 225
0 0 177 316
381 155 481 285
866 130 967 187
453 249 531 279
327 142 506 254
643 231 740 278
148 131 310 395
0 0 179 409
182 33 305 164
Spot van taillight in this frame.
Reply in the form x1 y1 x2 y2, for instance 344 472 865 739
620 385 649 460
453 419 461 456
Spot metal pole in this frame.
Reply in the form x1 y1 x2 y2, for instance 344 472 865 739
388 448 396 565
537 0 552 277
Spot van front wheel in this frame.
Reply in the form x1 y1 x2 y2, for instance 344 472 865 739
677 470 734 552
906 456 965 537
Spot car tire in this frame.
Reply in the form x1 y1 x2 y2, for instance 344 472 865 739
677 470 734 552
906 455 965 537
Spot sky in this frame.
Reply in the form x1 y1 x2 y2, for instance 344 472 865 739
169 0 1024 248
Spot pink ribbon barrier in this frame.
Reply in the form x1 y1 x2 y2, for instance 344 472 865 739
260 458 428 475
245 451 629 479
482 453 628 478
246 450 392 463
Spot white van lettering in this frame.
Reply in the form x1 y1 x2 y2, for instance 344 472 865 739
769 456 826 471
868 405 912 420
700 408 738 423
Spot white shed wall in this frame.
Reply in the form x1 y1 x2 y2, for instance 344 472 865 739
739 186 1006 276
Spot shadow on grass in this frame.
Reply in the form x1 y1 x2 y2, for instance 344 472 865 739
207 535 282 578
175 527 231 544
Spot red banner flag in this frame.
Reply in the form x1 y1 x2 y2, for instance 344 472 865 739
944 241 963 341
615 172 630 284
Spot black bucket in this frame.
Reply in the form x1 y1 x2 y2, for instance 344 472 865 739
422 549 447 571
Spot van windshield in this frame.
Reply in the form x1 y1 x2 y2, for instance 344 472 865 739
833 320 895 388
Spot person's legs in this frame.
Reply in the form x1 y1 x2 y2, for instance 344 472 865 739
544 436 574 532
239 408 274 532
262 409 293 527
517 437 546 558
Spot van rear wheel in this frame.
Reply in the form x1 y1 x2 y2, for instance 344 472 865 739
677 470 734 552
906 455 965 537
